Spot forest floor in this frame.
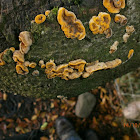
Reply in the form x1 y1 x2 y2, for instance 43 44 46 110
0 68 140 140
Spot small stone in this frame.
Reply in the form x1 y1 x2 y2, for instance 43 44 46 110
75 92 96 118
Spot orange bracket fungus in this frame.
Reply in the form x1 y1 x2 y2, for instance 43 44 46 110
68 59 86 72
57 7 86 40
89 12 111 37
114 14 127 26
16 62 29 75
109 41 119 54
45 60 56 74
103 0 125 13
19 31 33 54
13 50 24 63
9 47 15 53
29 62 37 68
127 49 134 59
35 14 46 24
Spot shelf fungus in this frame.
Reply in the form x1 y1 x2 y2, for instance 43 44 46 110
9 47 15 53
126 25 135 35
35 14 46 24
13 50 24 63
103 0 125 13
85 62 107 74
19 31 33 54
16 62 29 75
68 71 83 80
89 12 111 37
114 14 127 26
105 58 122 68
29 62 37 68
57 7 86 40
45 60 56 74
127 49 134 60
68 59 86 72
0 52 6 66
109 41 119 54
24 61 30 67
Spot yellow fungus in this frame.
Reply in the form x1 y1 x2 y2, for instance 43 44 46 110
55 64 68 73
68 71 83 80
45 60 56 74
104 28 112 38
114 14 127 26
105 58 122 68
13 50 24 63
109 41 119 54
35 14 46 24
9 47 15 53
29 62 37 68
103 0 125 13
127 49 134 59
39 60 46 68
85 62 107 74
89 12 111 36
126 25 135 35
16 62 29 75
69 59 86 72
123 33 130 43
0 52 6 66
45 10 51 16
57 7 86 40
24 61 30 67
82 72 90 78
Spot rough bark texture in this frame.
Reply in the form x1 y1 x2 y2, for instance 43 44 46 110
0 0 140 98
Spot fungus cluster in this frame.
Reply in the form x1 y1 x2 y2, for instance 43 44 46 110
123 25 135 43
12 31 34 75
35 14 46 24
44 58 122 80
103 0 125 13
57 7 86 40
89 12 112 38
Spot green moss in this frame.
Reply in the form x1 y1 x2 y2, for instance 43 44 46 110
72 0 82 5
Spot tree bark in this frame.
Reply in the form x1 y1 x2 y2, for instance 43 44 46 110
0 0 140 98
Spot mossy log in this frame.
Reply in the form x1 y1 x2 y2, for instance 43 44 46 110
0 0 140 98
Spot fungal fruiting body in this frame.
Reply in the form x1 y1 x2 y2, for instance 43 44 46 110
45 10 51 16
114 14 127 26
32 70 39 76
127 49 134 59
35 14 46 24
123 25 135 43
68 59 86 72
9 47 15 53
105 58 122 68
16 62 29 75
126 25 135 35
0 52 6 66
39 60 46 68
89 12 111 37
103 0 125 13
109 41 119 54
19 31 33 54
123 33 130 43
57 7 86 40
29 62 37 68
13 50 25 63
104 28 112 38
